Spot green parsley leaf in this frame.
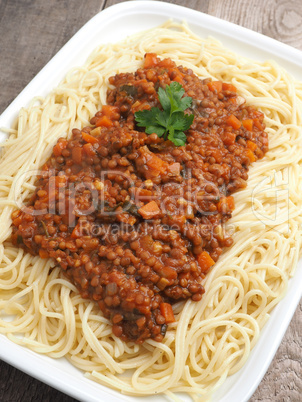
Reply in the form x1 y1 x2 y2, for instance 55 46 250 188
179 96 193 112
165 82 186 112
135 107 166 137
170 131 187 147
170 112 194 131
135 107 161 128
155 109 170 128
158 87 171 112
145 125 165 137
134 82 194 146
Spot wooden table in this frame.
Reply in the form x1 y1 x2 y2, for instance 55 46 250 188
0 1 301 401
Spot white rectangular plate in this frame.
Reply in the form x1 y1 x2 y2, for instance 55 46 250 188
0 1 301 401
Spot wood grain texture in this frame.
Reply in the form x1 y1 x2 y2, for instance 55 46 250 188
0 0 104 114
208 0 302 50
0 1 301 401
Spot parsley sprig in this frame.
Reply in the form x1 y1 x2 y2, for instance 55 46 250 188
134 82 194 146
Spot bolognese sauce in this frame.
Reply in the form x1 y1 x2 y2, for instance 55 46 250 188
11 53 268 343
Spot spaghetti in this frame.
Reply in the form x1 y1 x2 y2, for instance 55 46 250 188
0 21 302 401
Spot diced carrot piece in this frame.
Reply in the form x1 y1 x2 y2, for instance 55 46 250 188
39 249 49 259
71 224 81 239
144 53 159 69
197 251 215 273
132 101 151 113
242 119 253 131
168 162 181 176
246 140 257 151
53 139 68 157
173 75 184 84
139 146 168 176
160 303 175 323
253 118 263 130
147 155 166 173
82 132 99 144
72 147 83 164
95 115 113 128
140 235 154 250
159 266 177 280
217 196 235 214
226 196 235 211
101 105 120 119
159 58 175 69
207 81 223 93
222 132 236 146
83 143 96 157
246 148 256 162
226 115 241 130
133 188 153 202
138 201 160 219
222 82 237 92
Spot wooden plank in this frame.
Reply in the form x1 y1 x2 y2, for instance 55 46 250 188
105 0 210 13
208 0 302 51
0 0 105 114
252 306 302 401
0 1 301 402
